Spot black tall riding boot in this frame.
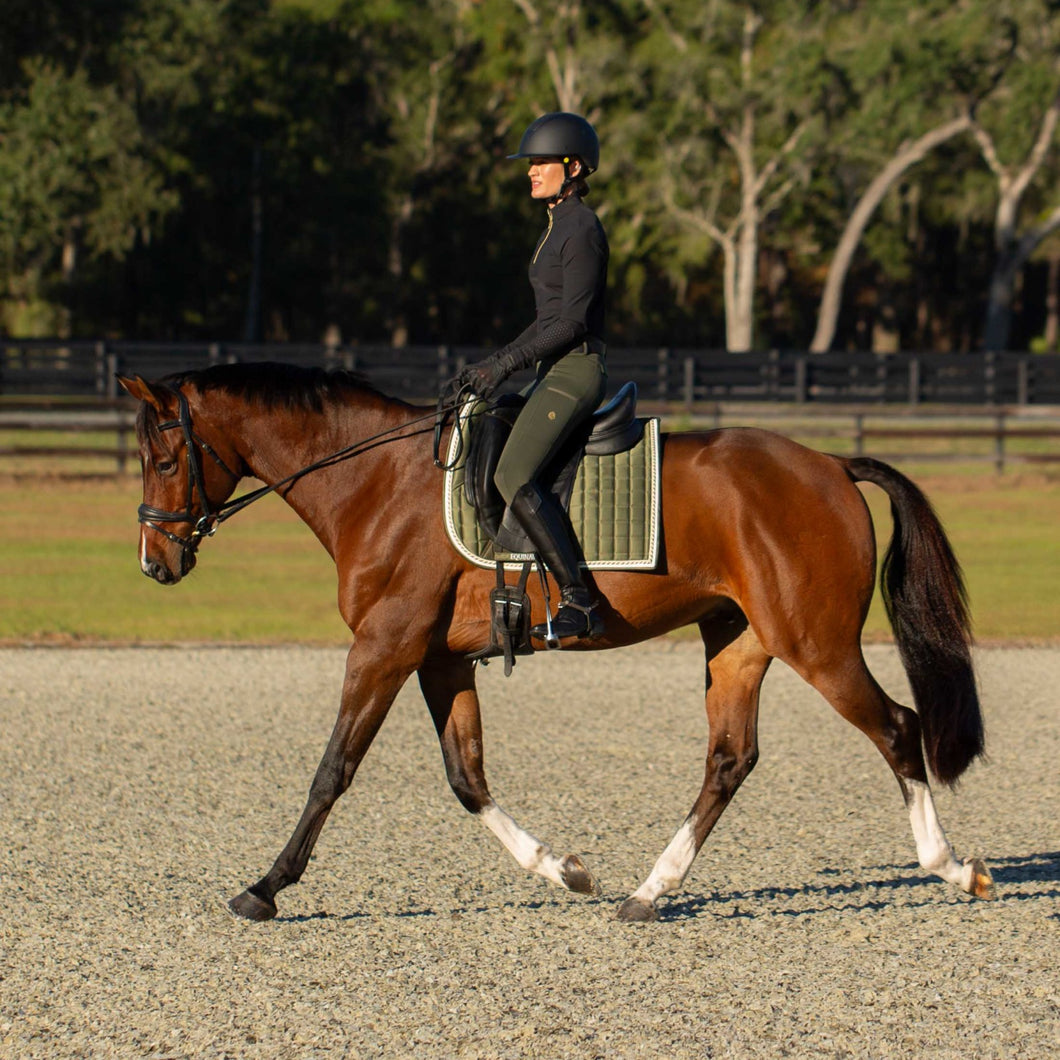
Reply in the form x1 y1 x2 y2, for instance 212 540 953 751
509 483 604 642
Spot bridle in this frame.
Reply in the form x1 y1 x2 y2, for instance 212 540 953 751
139 385 465 561
137 389 242 556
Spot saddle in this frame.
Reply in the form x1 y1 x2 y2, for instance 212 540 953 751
443 381 658 675
463 381 644 554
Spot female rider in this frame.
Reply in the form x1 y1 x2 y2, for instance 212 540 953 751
451 112 609 643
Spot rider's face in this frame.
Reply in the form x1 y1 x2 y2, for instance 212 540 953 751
527 157 580 201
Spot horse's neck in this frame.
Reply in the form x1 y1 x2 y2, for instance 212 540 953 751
233 394 424 550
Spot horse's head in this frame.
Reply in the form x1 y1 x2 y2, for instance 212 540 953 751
118 374 245 585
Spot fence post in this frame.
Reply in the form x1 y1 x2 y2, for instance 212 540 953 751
767 349 780 399
853 412 864 457
116 420 129 476
105 351 119 399
1017 358 1030 406
683 356 695 414
437 345 451 388
657 347 669 402
795 356 807 404
908 356 921 406
94 341 107 396
995 411 1006 474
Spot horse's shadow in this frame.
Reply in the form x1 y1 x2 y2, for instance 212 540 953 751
981 850 1060 886
266 851 1060 925
271 895 573 925
661 850 1060 922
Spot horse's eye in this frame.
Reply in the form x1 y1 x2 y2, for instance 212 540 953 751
155 459 177 475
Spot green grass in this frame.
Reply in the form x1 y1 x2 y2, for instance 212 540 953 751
0 478 349 643
858 470 1060 642
1 463 1057 645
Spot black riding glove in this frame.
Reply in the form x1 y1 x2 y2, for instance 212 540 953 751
448 351 515 401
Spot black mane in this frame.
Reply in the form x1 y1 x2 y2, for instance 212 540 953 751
163 361 376 414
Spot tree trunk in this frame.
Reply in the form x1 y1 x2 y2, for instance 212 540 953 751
242 145 264 344
388 195 414 348
727 205 758 352
810 115 971 353
975 91 1060 352
1044 252 1060 352
982 253 1018 352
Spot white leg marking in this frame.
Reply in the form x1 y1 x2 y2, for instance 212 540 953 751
479 803 568 889
907 779 974 889
629 818 699 907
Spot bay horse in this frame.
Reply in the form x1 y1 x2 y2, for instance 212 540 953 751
118 362 994 922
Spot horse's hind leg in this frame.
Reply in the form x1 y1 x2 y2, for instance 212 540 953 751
798 650 994 899
418 657 599 897
619 620 770 922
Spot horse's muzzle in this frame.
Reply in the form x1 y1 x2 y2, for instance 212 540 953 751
141 541 197 584
142 557 185 584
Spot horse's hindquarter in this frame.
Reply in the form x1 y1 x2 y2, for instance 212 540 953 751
646 428 877 650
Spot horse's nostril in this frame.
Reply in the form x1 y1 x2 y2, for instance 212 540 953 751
144 561 177 585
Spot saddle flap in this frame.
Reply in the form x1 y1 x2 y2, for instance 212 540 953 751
463 397 520 541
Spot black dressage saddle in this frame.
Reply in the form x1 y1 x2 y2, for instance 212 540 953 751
463 381 644 553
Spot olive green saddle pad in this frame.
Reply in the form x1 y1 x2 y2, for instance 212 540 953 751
442 410 661 571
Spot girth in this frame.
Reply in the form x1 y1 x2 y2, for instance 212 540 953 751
463 381 643 554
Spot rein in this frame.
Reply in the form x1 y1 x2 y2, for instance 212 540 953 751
433 382 476 471
141 388 461 553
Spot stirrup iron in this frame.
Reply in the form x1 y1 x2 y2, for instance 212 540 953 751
534 559 561 650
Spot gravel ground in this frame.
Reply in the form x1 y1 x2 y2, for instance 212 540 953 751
1 643 1057 1059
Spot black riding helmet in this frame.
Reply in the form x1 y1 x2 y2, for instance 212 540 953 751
508 112 600 174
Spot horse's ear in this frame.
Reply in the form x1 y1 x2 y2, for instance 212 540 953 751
117 374 171 414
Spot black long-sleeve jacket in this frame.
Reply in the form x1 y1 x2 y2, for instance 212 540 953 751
493 194 609 375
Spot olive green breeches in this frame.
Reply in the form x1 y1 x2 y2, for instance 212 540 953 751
494 349 606 505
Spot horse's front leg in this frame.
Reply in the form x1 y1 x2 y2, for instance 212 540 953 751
418 656 599 897
229 643 412 921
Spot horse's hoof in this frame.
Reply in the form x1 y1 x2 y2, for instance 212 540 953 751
616 896 658 923
964 857 997 900
229 887 278 921
560 854 601 896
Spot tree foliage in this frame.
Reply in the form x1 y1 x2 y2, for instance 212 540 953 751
1 0 1058 351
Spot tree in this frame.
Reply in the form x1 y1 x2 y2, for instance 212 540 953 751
804 0 1019 352
0 60 175 334
631 0 850 351
106 0 393 341
968 1 1060 350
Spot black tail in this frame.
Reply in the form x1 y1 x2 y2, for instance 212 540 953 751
845 457 984 786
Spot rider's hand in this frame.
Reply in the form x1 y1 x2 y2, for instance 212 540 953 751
467 357 509 398
446 356 509 401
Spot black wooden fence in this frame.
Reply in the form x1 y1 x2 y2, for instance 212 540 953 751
3 339 1060 406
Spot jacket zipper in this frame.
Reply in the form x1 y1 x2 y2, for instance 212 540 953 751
532 210 554 265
